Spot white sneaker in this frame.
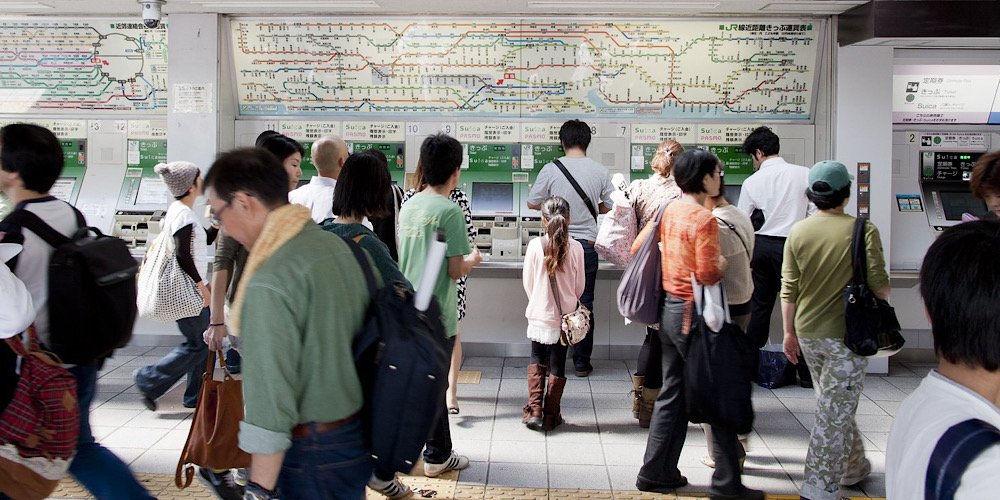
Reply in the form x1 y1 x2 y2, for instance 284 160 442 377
368 473 412 499
840 458 872 486
423 452 469 477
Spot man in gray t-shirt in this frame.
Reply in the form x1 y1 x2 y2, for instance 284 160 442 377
526 119 613 377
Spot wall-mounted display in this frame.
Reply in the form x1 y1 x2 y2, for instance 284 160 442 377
231 19 821 120
0 20 168 114
893 65 1000 125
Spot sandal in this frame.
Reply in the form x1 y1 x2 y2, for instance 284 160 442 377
448 406 460 415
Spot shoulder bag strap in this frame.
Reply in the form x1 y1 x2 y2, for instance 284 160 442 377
925 419 1000 500
2 209 71 248
716 216 751 262
851 217 868 286
553 159 597 221
340 236 378 299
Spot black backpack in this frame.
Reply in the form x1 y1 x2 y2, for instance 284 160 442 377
341 236 450 474
2 206 138 365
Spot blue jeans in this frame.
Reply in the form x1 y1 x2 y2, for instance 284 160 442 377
69 364 155 499
135 307 209 407
572 239 598 369
277 418 372 500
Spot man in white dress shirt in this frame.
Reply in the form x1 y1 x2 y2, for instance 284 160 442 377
737 126 816 386
288 135 348 223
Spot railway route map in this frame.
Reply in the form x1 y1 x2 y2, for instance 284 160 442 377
0 20 167 114
232 19 820 120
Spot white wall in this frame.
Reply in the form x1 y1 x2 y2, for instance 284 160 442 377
167 14 220 172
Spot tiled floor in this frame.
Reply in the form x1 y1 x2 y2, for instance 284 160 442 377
52 346 930 499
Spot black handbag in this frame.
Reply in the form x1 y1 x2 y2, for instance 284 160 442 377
842 217 905 357
684 282 755 435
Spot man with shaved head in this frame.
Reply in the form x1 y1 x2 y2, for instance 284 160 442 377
289 134 349 223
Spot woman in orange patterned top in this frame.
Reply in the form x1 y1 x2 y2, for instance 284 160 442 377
629 140 685 429
636 149 763 500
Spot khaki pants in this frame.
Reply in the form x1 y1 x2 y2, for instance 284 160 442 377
798 337 868 500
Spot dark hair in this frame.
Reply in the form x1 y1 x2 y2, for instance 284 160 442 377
805 183 852 210
204 148 289 209
920 220 1000 371
558 119 591 151
541 196 570 275
0 123 64 193
673 149 720 194
419 133 463 186
970 150 1000 199
255 130 280 147
259 134 305 162
332 151 390 219
741 126 780 157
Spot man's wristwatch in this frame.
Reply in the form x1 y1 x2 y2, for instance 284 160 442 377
244 481 279 500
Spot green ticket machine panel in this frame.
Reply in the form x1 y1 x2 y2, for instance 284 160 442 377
52 140 87 205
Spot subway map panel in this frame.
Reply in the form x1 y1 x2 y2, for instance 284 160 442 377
0 20 167 113
232 19 819 120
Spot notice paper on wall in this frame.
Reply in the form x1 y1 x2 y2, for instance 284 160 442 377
49 178 75 202
172 84 214 114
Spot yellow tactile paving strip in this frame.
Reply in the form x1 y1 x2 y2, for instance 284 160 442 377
48 472 884 500
457 370 483 384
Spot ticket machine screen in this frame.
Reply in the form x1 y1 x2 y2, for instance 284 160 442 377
938 191 987 221
472 182 514 213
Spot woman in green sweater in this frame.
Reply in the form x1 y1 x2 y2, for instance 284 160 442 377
780 161 890 500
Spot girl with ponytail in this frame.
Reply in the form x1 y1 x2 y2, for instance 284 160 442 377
521 196 585 431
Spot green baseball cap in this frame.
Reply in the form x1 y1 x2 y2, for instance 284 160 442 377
808 160 854 195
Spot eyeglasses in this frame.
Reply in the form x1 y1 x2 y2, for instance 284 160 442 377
716 168 725 178
208 202 230 227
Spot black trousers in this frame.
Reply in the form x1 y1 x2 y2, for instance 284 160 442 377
422 337 457 464
530 340 568 377
747 234 811 382
638 297 746 495
634 327 663 389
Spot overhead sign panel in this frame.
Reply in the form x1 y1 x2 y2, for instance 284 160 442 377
893 65 1000 125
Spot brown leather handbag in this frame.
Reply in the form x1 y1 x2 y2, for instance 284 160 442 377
175 352 251 488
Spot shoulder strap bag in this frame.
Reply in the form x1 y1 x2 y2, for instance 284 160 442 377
716 216 751 261
544 241 591 346
842 217 904 357
925 419 1000 500
553 159 597 221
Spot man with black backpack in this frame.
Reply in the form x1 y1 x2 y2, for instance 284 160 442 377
526 120 614 377
0 123 153 498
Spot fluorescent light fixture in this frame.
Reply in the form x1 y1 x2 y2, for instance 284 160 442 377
760 2 866 13
191 0 379 7
528 0 719 8
0 2 53 9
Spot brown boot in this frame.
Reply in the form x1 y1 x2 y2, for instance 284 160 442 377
638 385 659 428
522 364 547 430
541 374 567 431
631 375 644 419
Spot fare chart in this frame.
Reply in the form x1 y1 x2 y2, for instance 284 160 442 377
232 19 820 120
0 20 168 114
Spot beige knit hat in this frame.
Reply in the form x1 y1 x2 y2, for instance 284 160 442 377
154 161 200 198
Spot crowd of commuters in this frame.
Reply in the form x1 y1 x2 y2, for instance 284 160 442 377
0 120 997 500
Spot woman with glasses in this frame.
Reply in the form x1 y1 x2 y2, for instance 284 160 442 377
628 140 685 428
636 149 763 500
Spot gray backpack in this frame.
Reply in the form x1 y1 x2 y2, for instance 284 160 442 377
616 202 670 324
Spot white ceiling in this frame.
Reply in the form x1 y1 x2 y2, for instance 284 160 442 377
0 0 868 16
